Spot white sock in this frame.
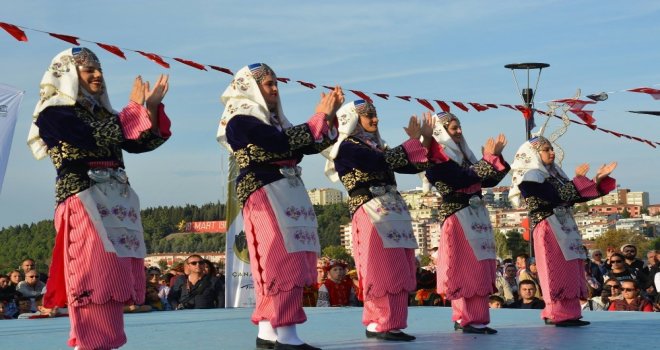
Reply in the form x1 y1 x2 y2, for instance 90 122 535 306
367 323 379 332
456 319 462 325
258 320 278 341
276 325 304 345
470 323 486 328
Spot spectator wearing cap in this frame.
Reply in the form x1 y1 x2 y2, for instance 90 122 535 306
608 279 653 312
316 259 354 307
145 266 163 310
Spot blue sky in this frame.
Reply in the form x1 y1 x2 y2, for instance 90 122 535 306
1 1 659 228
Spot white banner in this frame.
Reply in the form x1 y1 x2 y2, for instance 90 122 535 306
224 155 256 307
0 84 24 195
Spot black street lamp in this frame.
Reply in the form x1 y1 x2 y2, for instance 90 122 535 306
504 63 550 140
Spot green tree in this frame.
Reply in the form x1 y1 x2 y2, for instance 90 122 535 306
505 230 528 258
315 203 351 249
494 230 509 259
621 208 631 219
321 245 354 266
594 229 651 253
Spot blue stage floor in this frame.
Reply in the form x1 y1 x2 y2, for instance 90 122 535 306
2 306 659 349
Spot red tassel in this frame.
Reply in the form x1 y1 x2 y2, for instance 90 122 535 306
136 51 170 68
0 22 27 42
374 93 389 100
416 98 435 112
434 100 451 113
48 33 79 45
174 58 207 71
96 42 126 59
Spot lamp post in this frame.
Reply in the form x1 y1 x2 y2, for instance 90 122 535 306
504 62 550 258
504 63 550 140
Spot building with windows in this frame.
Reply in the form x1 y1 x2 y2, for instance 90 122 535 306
307 188 343 205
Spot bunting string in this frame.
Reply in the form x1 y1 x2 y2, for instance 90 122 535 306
1 20 658 148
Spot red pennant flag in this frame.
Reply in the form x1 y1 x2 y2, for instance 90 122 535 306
628 87 660 100
209 65 233 75
570 110 596 125
374 93 389 100
276 77 290 83
349 90 373 103
96 42 126 59
608 130 622 138
486 104 498 109
434 100 451 113
415 98 435 112
553 98 595 110
49 33 79 45
468 103 489 112
0 22 27 42
452 102 469 112
174 58 207 71
322 85 334 90
622 134 632 139
501 104 516 110
632 136 644 142
396 96 412 101
520 107 532 120
296 80 316 89
645 140 657 148
136 51 170 68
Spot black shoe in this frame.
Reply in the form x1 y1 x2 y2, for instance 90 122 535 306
554 319 590 327
273 341 321 350
453 322 463 331
365 330 416 341
256 337 276 349
461 324 498 334
544 318 554 326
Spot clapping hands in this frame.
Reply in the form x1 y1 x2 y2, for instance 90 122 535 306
483 134 507 156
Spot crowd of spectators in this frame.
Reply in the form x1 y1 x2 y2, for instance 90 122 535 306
2 245 658 320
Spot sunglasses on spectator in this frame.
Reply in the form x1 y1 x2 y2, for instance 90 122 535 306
188 261 204 266
605 285 620 289
621 288 636 292
26 275 37 278
610 260 623 263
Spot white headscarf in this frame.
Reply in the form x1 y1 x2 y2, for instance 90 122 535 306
430 112 477 165
27 47 114 160
216 63 290 151
323 100 384 182
508 136 569 208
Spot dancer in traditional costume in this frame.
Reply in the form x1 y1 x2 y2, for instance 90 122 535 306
29 47 171 349
217 63 343 350
324 100 438 342
509 136 616 326
424 112 509 334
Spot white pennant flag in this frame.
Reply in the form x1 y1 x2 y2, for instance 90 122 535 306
0 84 24 195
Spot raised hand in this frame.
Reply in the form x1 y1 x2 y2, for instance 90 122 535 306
575 163 590 177
129 76 146 105
420 111 435 139
145 74 169 110
315 86 344 121
595 162 617 183
404 115 422 139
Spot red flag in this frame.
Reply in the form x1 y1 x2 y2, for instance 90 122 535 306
452 102 469 112
628 87 660 100
209 65 233 75
396 95 412 101
276 77 290 83
96 42 126 59
501 104 516 110
645 140 657 148
632 136 644 142
296 80 316 89
570 110 596 125
174 58 207 71
468 103 489 112
374 93 389 100
486 104 498 109
322 85 334 90
0 22 27 41
48 33 79 45
136 51 170 68
434 100 451 113
349 90 373 104
416 98 435 112
553 98 595 110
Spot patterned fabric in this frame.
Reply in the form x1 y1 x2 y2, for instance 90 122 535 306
37 103 168 203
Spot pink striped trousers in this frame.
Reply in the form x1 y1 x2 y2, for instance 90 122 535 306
352 208 415 332
243 188 317 327
534 220 585 322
